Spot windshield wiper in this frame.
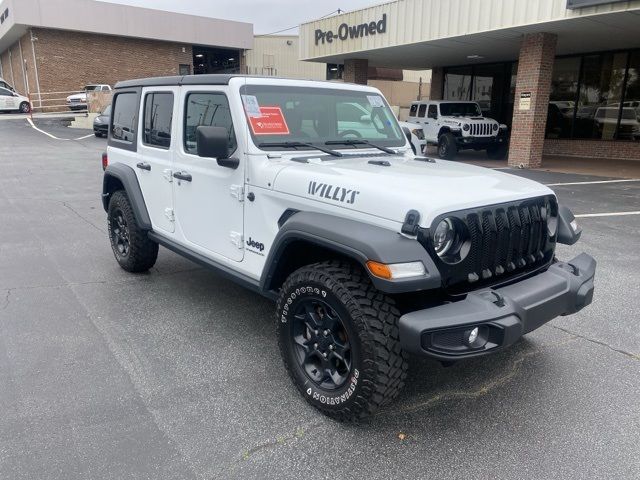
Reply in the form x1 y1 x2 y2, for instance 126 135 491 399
325 139 396 154
258 141 342 157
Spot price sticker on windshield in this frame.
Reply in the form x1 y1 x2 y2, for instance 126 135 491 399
248 106 290 135
241 95 262 117
367 95 385 108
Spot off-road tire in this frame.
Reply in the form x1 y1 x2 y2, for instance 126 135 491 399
437 132 457 160
94 132 103 138
487 144 508 160
276 260 408 422
107 190 158 273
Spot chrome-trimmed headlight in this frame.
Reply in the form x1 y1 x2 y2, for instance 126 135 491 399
462 124 470 132
545 200 559 237
493 123 499 131
432 217 470 264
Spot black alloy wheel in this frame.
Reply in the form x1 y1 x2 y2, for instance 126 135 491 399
291 299 352 390
110 208 130 258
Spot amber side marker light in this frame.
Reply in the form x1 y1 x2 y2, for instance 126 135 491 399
366 260 426 280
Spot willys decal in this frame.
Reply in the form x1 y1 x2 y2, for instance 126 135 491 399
308 181 360 204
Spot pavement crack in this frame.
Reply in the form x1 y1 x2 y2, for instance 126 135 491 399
63 201 106 234
392 336 580 415
1 289 11 310
239 422 323 463
549 324 639 361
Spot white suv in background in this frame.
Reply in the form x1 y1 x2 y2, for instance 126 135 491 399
408 100 508 160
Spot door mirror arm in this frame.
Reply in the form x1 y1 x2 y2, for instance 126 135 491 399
217 157 239 169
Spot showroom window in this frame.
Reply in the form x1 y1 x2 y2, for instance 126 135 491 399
547 49 640 141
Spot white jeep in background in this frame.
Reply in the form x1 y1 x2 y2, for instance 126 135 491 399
408 100 509 160
101 75 595 421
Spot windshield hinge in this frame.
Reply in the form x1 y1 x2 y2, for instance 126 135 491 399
230 231 244 249
230 184 244 202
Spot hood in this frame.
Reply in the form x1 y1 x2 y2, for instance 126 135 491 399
272 154 553 227
67 93 87 101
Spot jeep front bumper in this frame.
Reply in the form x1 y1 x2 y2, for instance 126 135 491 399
456 135 506 146
399 253 596 360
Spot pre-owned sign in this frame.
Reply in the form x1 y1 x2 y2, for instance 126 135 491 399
315 14 387 45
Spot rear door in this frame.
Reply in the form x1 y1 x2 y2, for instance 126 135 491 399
137 88 178 234
172 87 245 261
423 103 439 140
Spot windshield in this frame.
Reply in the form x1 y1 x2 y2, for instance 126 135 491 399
439 102 482 117
240 85 404 150
102 105 112 116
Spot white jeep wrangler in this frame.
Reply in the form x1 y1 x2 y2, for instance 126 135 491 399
101 75 595 421
408 100 509 160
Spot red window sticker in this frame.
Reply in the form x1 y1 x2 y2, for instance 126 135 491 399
248 106 290 135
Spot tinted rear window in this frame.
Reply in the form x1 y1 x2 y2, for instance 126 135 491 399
111 92 138 143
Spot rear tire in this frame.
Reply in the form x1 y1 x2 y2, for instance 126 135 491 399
437 132 458 160
276 260 408 422
487 144 508 160
107 190 158 272
19 102 31 114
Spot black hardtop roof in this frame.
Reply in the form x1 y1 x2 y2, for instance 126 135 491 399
115 74 299 89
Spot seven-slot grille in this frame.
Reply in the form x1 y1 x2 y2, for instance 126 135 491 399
469 123 493 136
423 196 556 293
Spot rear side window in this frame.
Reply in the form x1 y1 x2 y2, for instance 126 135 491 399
143 92 174 149
428 104 438 119
184 92 237 154
409 104 418 116
418 104 427 117
111 92 138 143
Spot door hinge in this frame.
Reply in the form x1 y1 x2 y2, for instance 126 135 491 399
163 169 173 183
230 184 245 202
164 208 175 222
230 231 244 249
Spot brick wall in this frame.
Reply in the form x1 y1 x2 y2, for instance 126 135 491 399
544 139 640 161
0 50 12 86
9 41 26 93
31 28 193 95
344 59 368 85
508 32 557 168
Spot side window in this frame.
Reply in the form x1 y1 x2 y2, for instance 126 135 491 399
184 92 236 154
409 104 418 117
143 92 174 149
428 105 438 119
111 92 138 143
0 87 11 97
418 104 427 118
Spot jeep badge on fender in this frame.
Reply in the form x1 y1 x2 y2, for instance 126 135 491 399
102 74 596 422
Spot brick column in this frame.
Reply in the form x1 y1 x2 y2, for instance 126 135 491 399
343 59 368 85
508 32 557 168
430 67 444 100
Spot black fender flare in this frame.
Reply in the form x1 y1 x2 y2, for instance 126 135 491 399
102 163 152 230
260 211 441 295
557 205 582 245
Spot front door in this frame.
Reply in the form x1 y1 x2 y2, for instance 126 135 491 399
0 87 17 110
136 88 178 233
424 104 439 140
172 88 245 262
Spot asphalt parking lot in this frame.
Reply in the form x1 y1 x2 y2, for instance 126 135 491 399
1 116 638 480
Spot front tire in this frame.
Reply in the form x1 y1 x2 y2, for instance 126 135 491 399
276 261 408 422
437 132 458 160
107 190 158 272
19 102 31 114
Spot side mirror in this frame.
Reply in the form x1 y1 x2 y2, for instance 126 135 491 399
359 114 372 123
195 126 239 169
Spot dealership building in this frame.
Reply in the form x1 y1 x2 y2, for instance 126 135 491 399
0 0 252 108
300 0 640 167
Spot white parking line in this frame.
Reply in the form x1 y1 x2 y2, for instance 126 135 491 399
26 117 68 140
545 179 640 186
74 134 94 140
575 211 640 218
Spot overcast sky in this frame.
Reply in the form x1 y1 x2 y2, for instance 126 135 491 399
98 0 379 34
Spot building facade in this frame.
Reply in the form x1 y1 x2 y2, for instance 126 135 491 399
0 0 252 109
299 0 640 167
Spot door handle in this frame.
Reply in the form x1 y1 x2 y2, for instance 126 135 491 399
136 162 151 171
173 171 192 182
